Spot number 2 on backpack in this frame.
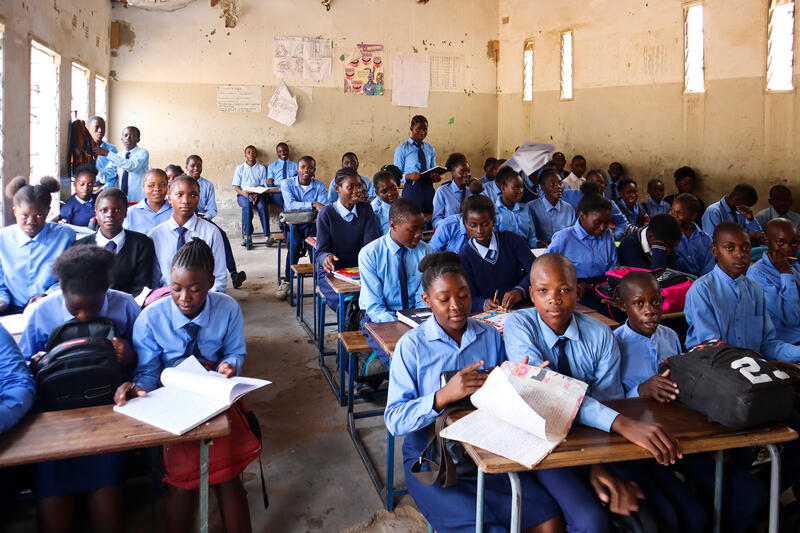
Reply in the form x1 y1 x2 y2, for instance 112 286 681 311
730 356 790 385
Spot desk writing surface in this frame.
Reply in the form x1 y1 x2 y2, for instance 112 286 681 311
264 186 281 194
0 406 230 468
324 275 360 294
364 321 411 357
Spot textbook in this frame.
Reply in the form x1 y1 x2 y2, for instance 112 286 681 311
531 248 547 258
113 356 270 435
440 361 587 468
332 267 361 285
397 308 433 328
0 313 27 344
243 186 269 195
471 309 509 334
420 166 448 179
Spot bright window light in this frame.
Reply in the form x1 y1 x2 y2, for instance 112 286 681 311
30 40 60 181
684 4 705 93
71 62 89 121
95 75 107 120
767 0 795 91
523 39 534 101
560 31 573 100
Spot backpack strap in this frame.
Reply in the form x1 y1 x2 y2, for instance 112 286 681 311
44 317 118 352
410 407 461 487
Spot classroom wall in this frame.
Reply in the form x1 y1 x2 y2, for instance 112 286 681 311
0 0 111 224
109 0 500 232
497 0 800 210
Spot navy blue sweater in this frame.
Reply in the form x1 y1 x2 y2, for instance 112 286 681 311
60 194 96 226
315 202 380 275
460 230 535 313
617 227 679 270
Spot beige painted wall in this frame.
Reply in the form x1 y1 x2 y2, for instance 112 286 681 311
109 0 500 230
497 0 800 210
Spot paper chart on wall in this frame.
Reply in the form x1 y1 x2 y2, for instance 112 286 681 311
216 85 262 113
344 43 385 96
273 36 332 83
430 54 462 91
268 81 298 127
391 52 430 108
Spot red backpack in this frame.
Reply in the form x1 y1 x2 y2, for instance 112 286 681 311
595 267 696 312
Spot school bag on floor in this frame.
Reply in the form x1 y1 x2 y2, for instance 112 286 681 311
658 340 795 429
30 317 123 412
595 266 696 312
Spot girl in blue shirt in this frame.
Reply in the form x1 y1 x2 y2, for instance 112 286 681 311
432 153 472 226
370 170 400 235
615 179 647 228
60 165 97 226
385 251 562 533
494 166 537 246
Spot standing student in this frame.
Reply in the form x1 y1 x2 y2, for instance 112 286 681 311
75 188 156 296
95 126 149 203
428 213 468 253
60 164 97 227
149 176 228 292
605 162 625 202
459 195 534 312
87 116 118 187
664 166 706 217
21 245 139 533
432 153 472 226
316 168 380 308
755 185 800 230
124 168 173 235
642 179 670 217
328 152 376 202
563 155 586 189
527 170 577 247
115 239 252 533
394 115 442 214
494 167 538 247
371 170 399 236
617 214 682 270
0 177 75 313
267 141 298 190
668 193 714 276
615 178 647 228
701 184 763 241
233 145 270 240
385 251 563 533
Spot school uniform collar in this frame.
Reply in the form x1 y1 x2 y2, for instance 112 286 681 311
95 229 126 252
141 199 171 215
334 199 358 220
494 197 520 213
758 251 800 276
712 264 746 288
639 227 652 254
685 223 703 240
448 180 465 193
169 295 211 330
385 233 403 254
168 213 199 232
472 232 498 259
407 137 425 147
14 223 49 247
618 320 656 343
534 310 582 348
422 314 482 348
75 195 94 206
722 197 738 218
543 197 564 212
573 220 596 241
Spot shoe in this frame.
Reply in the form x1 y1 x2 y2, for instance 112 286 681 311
231 270 247 289
240 239 247 247
265 236 275 247
275 281 290 299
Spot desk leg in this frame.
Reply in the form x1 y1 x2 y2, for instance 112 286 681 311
386 430 395 511
245 201 252 249
766 444 781 533
713 450 723 533
507 472 522 533
199 439 210 533
475 469 485 533
288 225 296 305
337 293 346 406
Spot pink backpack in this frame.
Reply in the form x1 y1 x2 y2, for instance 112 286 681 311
595 267 696 312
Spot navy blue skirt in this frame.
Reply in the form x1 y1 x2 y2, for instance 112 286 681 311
36 452 126 499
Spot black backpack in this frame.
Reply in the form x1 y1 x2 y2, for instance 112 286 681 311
30 318 123 412
658 340 795 429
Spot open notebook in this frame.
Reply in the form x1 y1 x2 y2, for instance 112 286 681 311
440 361 587 468
113 356 270 435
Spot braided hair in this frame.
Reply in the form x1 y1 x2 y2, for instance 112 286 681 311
171 237 215 277
419 251 467 292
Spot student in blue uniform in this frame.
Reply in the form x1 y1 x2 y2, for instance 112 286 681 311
317 167 380 308
459 195 534 312
563 155 586 190
668 193 714 276
615 179 647 228
527 170 577 247
328 152 376 202
394 115 442 214
701 184 762 240
494 166 537 247
60 164 97 226
370 170 399 235
432 153 473 227
124 168 173 235
359 198 432 364
95 126 149 203
479 157 497 183
563 178 630 240
617 213 682 270
115 238 251 533
87 116 118 187
664 166 705 217
385 251 564 533
21 245 139 533
233 145 270 240
481 160 504 204
605 162 625 202
0 177 75 313
755 185 800 230
0 323 34 433
429 213 468 253
267 142 298 192
642 179 670 218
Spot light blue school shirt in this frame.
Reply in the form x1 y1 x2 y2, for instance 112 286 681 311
504 309 624 432
561 190 630 240
614 321 682 398
747 254 800 345
0 223 75 308
527 197 578 244
105 146 149 203
393 138 436 182
327 176 376 203
371 197 392 235
19 289 140 358
546 221 618 280
123 199 173 235
674 223 714 276
432 180 472 227
267 158 298 186
429 214 467 253
685 265 800 362
232 162 268 189
358 233 432 323
385 316 504 436
701 197 762 235
495 198 537 247
195 177 217 220
280 177 328 210
131 292 246 392
96 140 118 186
0 324 34 434
645 197 671 217
755 207 800 232
482 180 501 203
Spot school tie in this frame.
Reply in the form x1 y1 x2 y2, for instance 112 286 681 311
120 151 130 195
282 161 287 182
413 141 427 173
460 185 467 205
176 226 188 252
398 246 410 310
182 322 201 360
104 241 117 253
485 249 496 261
554 337 572 377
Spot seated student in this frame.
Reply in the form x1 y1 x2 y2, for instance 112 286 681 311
747 218 800 344
562 154 586 189
267 141 298 191
277 155 328 299
494 166 537 247
60 164 97 226
233 145 271 241
327 152 376 203
95 126 149 203
527 170 577 247
665 166 706 217
20 245 139 533
0 177 75 314
605 162 625 202
124 168 173 235
385 251 563 533
432 153 473 227
482 159 505 204
756 185 800 230
642 179 670 218
668 193 715 276
615 178 648 228
551 151 568 180
75 188 156 296
702 184 763 241
0 323 34 433
479 157 498 183
505 254 682 532
563 178 631 240
317 167 380 308
114 238 251 533
547 193 618 308
164 164 183 183
617 213 682 270
394 115 442 214
370 169 399 236
459 195 534 312
428 213 467 253
359 198 432 364
149 176 228 293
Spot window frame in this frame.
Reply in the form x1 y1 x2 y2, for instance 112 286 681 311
765 0 796 93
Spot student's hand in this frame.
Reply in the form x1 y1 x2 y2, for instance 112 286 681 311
736 205 754 220
433 360 488 410
483 299 501 311
611 415 682 466
114 382 146 406
519 356 550 369
576 282 594 299
28 294 46 305
638 370 680 403
750 231 765 246
312 202 326 212
768 249 793 274
217 362 235 378
429 172 442 183
501 289 524 310
0 301 7 313
536 241 549 248
405 172 421 182
249 194 260 205
111 337 137 367
58 219 67 224
322 254 339 273
589 464 644 516
266 178 275 186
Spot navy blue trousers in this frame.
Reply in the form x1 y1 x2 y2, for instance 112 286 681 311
401 179 435 213
285 222 315 280
237 194 270 236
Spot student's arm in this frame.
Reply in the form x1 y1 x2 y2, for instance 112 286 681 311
606 233 619 269
461 252 487 313
18 307 48 359
232 167 247 197
314 209 334 271
60 200 73 224
431 190 446 227
610 202 630 240
701 207 719 235
358 247 395 322
201 182 217 220
106 148 148 172
428 221 451 251
97 159 118 186
0 326 35 434
412 244 432 308
683 282 722 349
509 233 535 298
649 240 671 269
220 300 246 374
314 182 329 207
575 331 624 432
744 217 762 233
131 314 165 393
326 181 337 204
384 335 442 436
393 145 408 184
759 295 800 363
209 230 228 292
0 257 10 310
42 230 76 295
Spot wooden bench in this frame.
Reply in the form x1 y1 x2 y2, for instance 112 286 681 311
290 263 314 276
338 331 370 353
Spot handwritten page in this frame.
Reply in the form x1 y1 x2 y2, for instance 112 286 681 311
430 54 462 91
273 36 331 82
392 52 430 108
502 143 555 176
268 81 298 127
217 85 262 113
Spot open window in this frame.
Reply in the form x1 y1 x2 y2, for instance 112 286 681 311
71 62 89 121
560 31 573 100
30 40 60 180
523 39 534 102
767 0 795 91
95 75 107 120
684 3 705 93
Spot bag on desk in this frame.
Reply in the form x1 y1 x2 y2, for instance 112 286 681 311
30 317 122 412
659 340 795 429
279 209 316 224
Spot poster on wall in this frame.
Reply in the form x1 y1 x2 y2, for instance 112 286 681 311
216 85 262 113
268 81 298 127
344 43 384 96
392 52 430 108
273 36 332 83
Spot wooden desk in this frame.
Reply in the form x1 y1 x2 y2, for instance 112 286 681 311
574 303 622 330
322 275 361 407
0 406 231 533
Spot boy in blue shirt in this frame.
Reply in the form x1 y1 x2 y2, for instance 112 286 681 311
0 323 34 433
527 169 577 246
432 153 472 226
668 193 714 276
233 145 270 240
428 213 467 253
393 115 442 214
755 185 800 230
642 179 670 217
267 142 298 190
702 184 763 242
87 116 118 187
95 126 149 202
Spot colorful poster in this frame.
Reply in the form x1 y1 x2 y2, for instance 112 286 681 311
344 43 384 96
